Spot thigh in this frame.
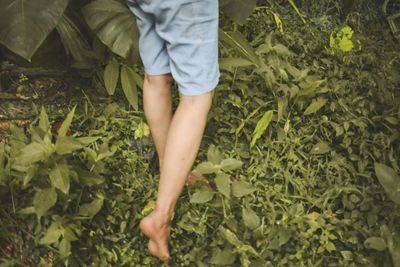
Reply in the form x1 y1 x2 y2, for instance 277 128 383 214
156 0 220 95
126 1 171 75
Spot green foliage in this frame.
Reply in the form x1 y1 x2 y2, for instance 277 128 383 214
0 0 69 61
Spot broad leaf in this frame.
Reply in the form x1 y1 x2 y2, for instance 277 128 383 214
190 187 215 203
374 163 400 205
121 65 139 110
242 207 260 230
219 58 254 72
33 187 57 219
0 0 69 61
14 142 48 166
219 0 257 24
104 59 120 95
207 144 224 165
221 158 243 171
215 173 231 198
82 0 139 62
56 136 85 155
194 161 220 174
364 237 387 251
232 180 256 198
219 30 261 66
49 162 70 194
39 221 62 245
209 248 236 265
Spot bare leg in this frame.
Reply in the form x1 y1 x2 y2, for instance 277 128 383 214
142 73 174 169
140 91 214 264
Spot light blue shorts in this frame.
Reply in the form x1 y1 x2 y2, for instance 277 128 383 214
126 0 220 96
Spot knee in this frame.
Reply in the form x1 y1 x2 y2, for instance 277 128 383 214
180 91 214 111
144 73 174 89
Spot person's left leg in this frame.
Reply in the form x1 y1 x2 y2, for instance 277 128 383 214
140 90 214 264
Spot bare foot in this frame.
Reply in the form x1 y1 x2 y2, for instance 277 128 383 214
140 209 171 264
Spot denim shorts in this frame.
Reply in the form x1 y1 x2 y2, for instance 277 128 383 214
126 0 220 96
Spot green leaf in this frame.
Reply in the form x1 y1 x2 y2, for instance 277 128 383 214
121 65 139 110
0 0 69 61
207 144 224 165
33 187 57 219
14 142 48 166
221 158 243 171
56 136 85 155
39 221 63 245
219 58 254 72
215 173 231 198
364 237 387 251
310 142 331 155
39 106 50 133
104 59 120 95
242 207 260 230
232 180 256 198
209 248 236 265
55 13 92 64
219 30 261 66
58 105 76 138
374 163 400 205
219 0 257 24
194 161 220 174
77 169 105 186
78 197 104 218
190 187 215 203
304 98 328 115
82 0 139 62
59 238 71 259
49 162 70 194
250 110 274 148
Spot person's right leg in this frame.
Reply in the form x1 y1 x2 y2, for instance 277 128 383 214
140 90 214 264
143 73 173 169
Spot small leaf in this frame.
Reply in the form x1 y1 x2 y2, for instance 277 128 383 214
121 65 139 110
242 207 260 230
310 142 331 155
215 173 231 198
209 248 236 265
78 197 104 218
49 162 70 194
141 200 156 216
58 106 77 138
190 187 214 203
39 106 50 132
33 187 57 219
207 144 224 164
221 158 243 171
251 110 273 148
304 98 328 115
59 238 71 259
39 221 62 245
232 180 256 198
364 237 387 251
194 161 220 174
104 59 119 95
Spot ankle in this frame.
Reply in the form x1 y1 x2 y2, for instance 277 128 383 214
153 206 172 223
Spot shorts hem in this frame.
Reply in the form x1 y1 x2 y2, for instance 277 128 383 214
178 77 220 96
144 67 171 76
